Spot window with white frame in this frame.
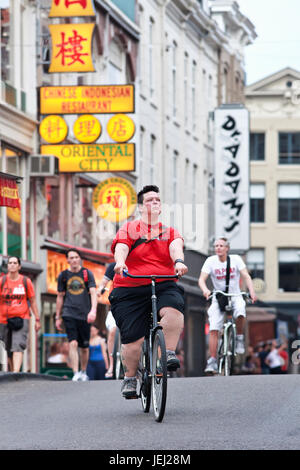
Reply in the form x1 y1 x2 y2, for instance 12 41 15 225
279 132 300 164
173 151 178 204
192 164 198 232
150 134 155 184
149 17 154 97
246 249 265 280
192 61 196 131
278 183 300 222
184 53 188 128
278 249 300 292
250 133 265 161
139 127 144 187
172 42 177 118
250 183 265 223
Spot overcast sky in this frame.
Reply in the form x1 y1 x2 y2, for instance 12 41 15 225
237 0 300 85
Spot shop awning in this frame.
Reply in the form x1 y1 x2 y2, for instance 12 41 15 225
0 171 22 208
41 237 114 265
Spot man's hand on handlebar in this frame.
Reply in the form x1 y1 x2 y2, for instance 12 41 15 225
174 261 188 277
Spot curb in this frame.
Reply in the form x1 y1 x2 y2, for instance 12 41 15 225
0 372 67 383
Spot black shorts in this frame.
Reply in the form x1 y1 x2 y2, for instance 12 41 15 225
109 281 185 344
62 317 91 349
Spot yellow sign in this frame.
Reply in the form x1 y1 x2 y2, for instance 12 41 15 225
41 143 135 173
92 177 137 222
40 85 135 115
49 23 95 73
49 0 96 17
73 114 101 143
107 114 135 143
7 198 21 224
39 115 68 144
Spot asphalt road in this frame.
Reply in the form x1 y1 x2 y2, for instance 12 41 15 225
0 374 299 450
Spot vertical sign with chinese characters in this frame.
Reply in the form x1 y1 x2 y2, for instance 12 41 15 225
214 105 250 252
49 0 96 17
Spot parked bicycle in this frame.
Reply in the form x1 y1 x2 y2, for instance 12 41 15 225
208 290 250 376
124 270 179 422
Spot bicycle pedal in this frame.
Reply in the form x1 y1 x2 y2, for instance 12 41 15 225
124 394 139 400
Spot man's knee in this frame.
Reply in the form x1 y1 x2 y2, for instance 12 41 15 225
122 337 144 354
70 339 78 349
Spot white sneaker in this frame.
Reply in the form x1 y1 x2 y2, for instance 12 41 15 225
80 371 89 381
204 357 218 374
236 336 245 355
72 371 82 382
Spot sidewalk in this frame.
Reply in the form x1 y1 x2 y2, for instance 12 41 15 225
0 371 66 383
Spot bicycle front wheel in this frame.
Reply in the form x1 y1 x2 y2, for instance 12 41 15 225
138 338 151 413
152 329 167 422
224 326 235 376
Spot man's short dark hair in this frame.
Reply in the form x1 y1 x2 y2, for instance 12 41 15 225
66 248 81 259
137 185 160 205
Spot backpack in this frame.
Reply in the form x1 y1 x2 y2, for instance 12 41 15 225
1 274 31 307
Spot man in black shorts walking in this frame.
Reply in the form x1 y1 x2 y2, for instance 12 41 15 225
56 249 97 381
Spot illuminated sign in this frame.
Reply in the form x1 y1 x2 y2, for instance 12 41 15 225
92 177 137 222
41 143 135 173
49 0 96 17
73 114 101 143
39 85 135 115
48 23 95 73
39 115 68 143
107 114 135 142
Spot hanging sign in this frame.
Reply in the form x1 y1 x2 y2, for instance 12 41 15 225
39 85 135 114
214 104 250 252
92 177 137 222
39 115 68 143
41 143 135 173
48 23 95 73
107 114 135 142
49 0 96 17
0 176 21 209
73 114 101 143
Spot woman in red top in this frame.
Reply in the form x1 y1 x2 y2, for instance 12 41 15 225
0 256 40 372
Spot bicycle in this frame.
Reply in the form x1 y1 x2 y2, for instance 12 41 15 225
123 270 179 422
208 290 250 376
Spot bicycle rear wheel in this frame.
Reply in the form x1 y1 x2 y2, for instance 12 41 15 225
137 338 151 413
152 329 167 422
112 328 124 380
224 326 235 376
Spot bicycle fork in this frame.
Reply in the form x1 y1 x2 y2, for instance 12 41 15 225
223 322 237 357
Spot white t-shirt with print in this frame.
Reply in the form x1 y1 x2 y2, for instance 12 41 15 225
201 254 246 294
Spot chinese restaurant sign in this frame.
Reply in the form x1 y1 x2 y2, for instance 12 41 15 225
107 114 135 142
49 0 96 17
73 115 102 143
92 177 137 222
41 143 135 173
39 115 68 143
39 85 135 114
49 23 95 73
0 177 21 209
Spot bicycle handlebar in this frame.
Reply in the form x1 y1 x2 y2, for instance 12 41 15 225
123 270 179 280
208 290 250 301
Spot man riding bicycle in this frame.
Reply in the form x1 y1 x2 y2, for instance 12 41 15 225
198 237 257 374
109 185 188 398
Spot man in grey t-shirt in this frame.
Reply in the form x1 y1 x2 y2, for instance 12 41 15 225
56 249 97 381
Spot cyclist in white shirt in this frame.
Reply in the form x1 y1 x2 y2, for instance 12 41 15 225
198 237 257 374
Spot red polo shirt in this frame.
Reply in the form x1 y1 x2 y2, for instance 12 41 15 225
111 219 183 287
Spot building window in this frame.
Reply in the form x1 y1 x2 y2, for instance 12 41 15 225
279 132 300 164
191 61 196 131
139 127 144 187
173 151 178 204
184 53 188 128
278 183 300 222
278 249 300 292
250 133 265 161
246 249 264 280
172 42 177 118
150 135 155 184
250 184 265 222
149 18 154 97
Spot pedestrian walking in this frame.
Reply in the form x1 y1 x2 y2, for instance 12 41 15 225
86 325 109 380
55 249 97 381
0 256 40 372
